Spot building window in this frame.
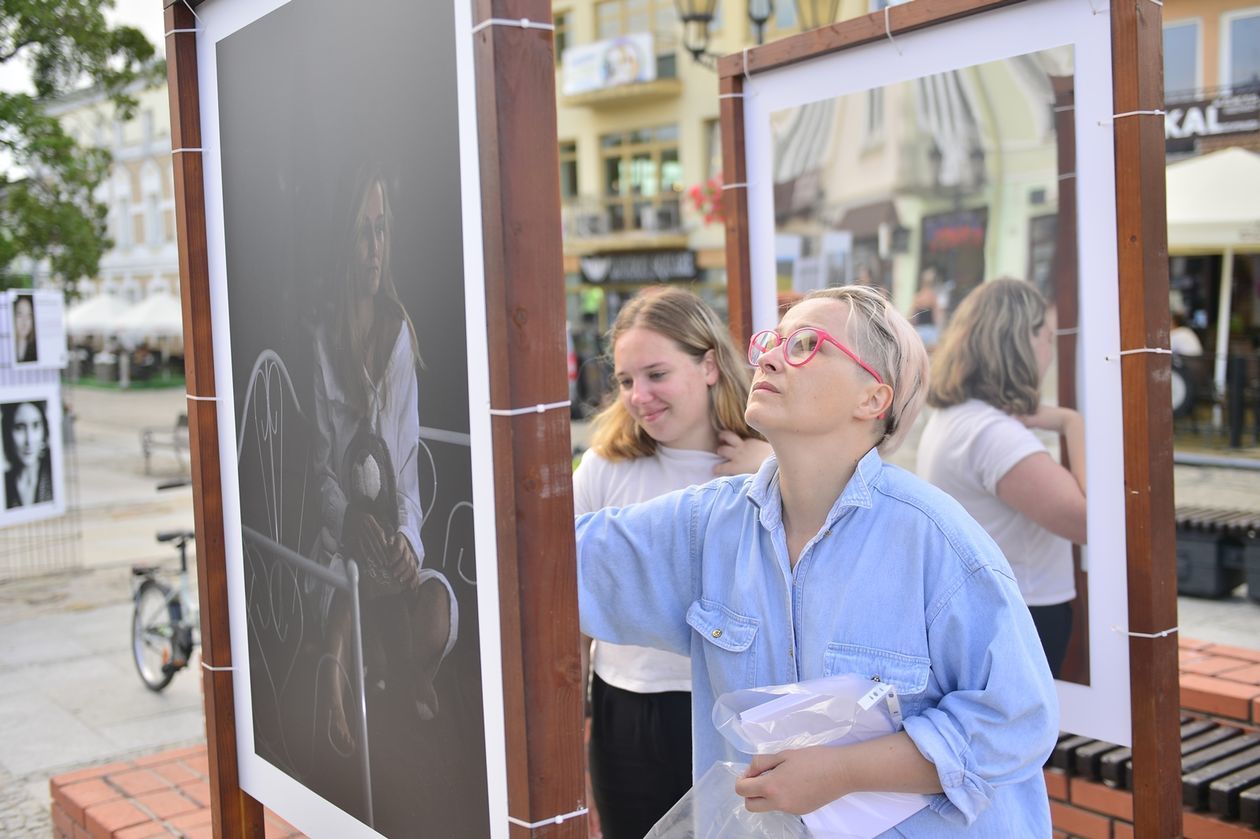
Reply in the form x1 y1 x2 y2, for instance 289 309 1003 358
601 124 682 233
1164 20 1199 100
559 141 579 201
554 11 570 62
1225 9 1260 94
595 0 677 78
865 88 885 145
704 119 722 180
775 0 797 29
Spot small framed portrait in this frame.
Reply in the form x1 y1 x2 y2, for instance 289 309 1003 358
0 385 65 526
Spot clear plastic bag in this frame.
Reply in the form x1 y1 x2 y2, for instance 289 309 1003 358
646 675 930 839
644 762 809 839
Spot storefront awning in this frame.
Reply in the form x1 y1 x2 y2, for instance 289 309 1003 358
1167 147 1260 253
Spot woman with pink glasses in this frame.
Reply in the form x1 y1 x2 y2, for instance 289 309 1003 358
575 285 1057 834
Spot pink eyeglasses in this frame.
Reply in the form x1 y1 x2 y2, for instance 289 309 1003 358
748 327 884 383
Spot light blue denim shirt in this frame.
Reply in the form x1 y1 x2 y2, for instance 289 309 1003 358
576 448 1058 836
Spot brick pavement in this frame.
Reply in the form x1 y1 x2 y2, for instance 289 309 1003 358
49 744 304 839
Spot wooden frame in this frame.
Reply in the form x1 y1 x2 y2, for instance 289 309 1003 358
165 0 584 835
718 1 1179 836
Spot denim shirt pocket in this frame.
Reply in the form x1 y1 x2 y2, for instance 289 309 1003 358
823 643 932 718
687 598 759 693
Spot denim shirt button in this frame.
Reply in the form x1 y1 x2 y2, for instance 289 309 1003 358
711 629 722 639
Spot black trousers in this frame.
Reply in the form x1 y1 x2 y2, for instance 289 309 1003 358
1029 601 1074 679
589 673 692 839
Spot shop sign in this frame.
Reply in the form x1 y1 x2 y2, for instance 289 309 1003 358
580 250 696 284
1165 92 1260 151
562 33 656 96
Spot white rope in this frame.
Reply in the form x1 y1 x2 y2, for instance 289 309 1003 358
1098 109 1165 126
1104 347 1173 361
472 17 555 35
488 400 570 417
508 808 589 829
884 6 903 55
1111 625 1178 639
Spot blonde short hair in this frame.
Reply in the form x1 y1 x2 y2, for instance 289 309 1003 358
590 288 761 461
796 286 929 455
928 278 1046 416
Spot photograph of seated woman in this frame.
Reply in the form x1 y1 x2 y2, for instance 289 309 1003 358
576 286 1058 833
917 278 1085 679
3 400 54 508
13 294 38 364
312 169 457 755
575 288 770 839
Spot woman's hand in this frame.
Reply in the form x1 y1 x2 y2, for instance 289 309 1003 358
344 510 421 590
735 747 848 815
713 431 773 477
735 733 942 816
1017 404 1082 436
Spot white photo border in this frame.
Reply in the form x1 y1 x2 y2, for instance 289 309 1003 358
193 0 509 835
741 0 1130 745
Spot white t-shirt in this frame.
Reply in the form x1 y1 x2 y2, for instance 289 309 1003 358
573 445 725 693
1170 326 1203 357
916 400 1076 606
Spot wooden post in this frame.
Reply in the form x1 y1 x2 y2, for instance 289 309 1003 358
472 1 587 836
721 71 753 347
163 1 264 837
1110 1 1182 836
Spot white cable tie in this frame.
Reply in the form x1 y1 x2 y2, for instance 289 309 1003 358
1104 347 1172 361
722 182 749 190
719 92 745 99
171 148 203 154
181 0 204 27
508 808 589 829
1098 109 1165 126
488 399 570 417
1055 327 1080 336
201 661 235 672
1058 172 1076 181
472 17 556 36
1111 625 1178 639
165 28 197 36
742 46 755 90
1087 0 1108 13
1149 0 1162 6
883 6 903 56
1053 104 1076 113
187 393 218 402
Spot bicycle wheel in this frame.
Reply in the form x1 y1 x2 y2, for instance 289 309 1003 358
132 579 177 691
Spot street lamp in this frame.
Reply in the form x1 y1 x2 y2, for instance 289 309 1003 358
676 0 720 65
793 0 840 31
748 0 773 45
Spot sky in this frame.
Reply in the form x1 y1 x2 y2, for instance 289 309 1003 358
0 0 168 95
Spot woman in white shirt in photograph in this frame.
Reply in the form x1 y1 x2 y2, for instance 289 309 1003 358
917 278 1085 678
574 287 769 839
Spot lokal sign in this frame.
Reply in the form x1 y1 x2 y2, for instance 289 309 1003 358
1166 92 1260 152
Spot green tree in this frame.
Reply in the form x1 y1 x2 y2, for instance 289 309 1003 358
1 1 159 289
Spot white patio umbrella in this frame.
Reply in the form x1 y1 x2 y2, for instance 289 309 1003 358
115 292 185 346
65 293 129 337
1166 147 1260 425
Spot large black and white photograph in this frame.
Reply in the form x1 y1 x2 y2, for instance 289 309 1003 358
203 0 491 834
0 385 65 526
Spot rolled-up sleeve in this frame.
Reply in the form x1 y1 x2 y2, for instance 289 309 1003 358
902 563 1059 825
576 486 701 656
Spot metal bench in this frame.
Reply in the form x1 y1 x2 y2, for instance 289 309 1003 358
1176 506 1260 602
1053 719 1260 828
140 413 189 475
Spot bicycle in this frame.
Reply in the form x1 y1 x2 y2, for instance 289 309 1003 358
131 481 199 692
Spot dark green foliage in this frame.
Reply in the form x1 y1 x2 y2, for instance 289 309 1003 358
1 1 160 288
